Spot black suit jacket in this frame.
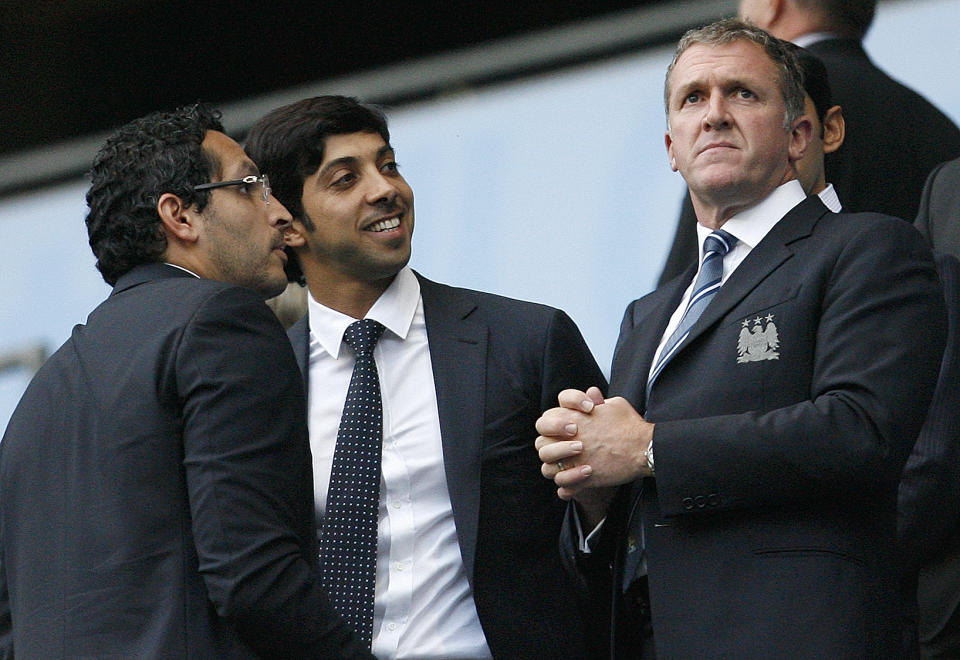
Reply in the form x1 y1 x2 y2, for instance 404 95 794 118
568 198 946 658
658 39 960 285
898 249 960 657
288 272 607 659
915 157 960 260
0 264 369 659
809 38 960 223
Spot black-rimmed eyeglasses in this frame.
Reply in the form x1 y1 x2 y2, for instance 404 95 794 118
194 174 271 203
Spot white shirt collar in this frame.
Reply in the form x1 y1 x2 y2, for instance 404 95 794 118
818 183 842 213
163 263 200 278
307 266 420 359
695 179 807 251
793 31 843 48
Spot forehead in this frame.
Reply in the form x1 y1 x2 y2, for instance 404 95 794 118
320 131 390 163
669 40 777 97
201 130 257 178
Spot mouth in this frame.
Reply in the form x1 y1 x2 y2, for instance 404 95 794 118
363 212 403 233
698 142 736 155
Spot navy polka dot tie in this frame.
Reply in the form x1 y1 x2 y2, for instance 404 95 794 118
319 319 386 647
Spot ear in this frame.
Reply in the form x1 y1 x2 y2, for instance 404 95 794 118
283 218 309 248
742 0 781 29
665 130 678 172
821 105 845 155
787 114 814 164
768 0 786 24
157 192 200 243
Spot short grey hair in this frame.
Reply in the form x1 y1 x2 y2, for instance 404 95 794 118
663 18 806 131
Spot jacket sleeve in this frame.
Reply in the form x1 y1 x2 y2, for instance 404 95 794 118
175 287 372 659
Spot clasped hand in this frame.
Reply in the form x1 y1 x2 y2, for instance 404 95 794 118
535 386 654 502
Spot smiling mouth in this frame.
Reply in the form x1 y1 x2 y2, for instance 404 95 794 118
365 216 401 232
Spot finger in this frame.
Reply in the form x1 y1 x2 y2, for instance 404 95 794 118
535 412 578 437
558 388 595 413
585 386 605 406
534 435 553 451
555 464 593 489
537 440 582 465
557 486 578 500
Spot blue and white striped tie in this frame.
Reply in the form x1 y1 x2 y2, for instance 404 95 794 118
648 229 737 396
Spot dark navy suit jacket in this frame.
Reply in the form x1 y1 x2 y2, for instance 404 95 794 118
565 197 946 659
288 272 607 659
0 264 369 659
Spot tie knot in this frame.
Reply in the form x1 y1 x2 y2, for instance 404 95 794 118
704 229 737 258
343 319 385 356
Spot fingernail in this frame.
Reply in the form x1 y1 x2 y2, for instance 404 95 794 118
571 441 583 451
580 465 593 476
564 423 577 435
580 399 594 412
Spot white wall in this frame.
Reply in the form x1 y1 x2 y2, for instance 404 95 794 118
2 0 958 428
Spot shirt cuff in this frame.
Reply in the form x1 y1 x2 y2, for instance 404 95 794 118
572 503 606 553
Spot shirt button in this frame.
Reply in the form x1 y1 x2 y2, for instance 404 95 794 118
387 622 397 631
392 500 402 509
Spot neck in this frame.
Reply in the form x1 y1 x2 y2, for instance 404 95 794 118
302 265 394 320
690 171 797 229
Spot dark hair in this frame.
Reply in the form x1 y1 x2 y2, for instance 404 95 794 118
789 45 833 123
245 95 390 225
665 18 805 130
795 0 876 39
85 103 224 285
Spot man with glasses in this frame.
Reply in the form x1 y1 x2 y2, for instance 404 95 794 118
0 104 372 658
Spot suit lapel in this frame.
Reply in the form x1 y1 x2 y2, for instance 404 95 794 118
417 273 487 584
287 314 310 389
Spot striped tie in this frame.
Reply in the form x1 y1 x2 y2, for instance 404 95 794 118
648 229 737 395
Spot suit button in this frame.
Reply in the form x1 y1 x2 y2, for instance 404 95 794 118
694 495 706 508
707 493 720 507
682 497 694 510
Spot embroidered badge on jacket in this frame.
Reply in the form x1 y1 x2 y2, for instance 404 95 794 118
737 314 780 363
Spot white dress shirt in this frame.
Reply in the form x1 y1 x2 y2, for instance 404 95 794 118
307 267 491 659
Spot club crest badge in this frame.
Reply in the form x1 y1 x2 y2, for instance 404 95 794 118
737 314 780 363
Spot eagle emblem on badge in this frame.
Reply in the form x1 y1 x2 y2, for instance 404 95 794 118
737 314 780 363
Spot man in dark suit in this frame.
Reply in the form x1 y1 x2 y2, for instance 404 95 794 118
915 157 960 260
0 105 370 658
536 20 946 658
659 0 960 284
899 161 960 657
245 96 605 659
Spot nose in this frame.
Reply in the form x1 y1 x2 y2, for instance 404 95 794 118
703 94 731 130
364 171 400 206
267 194 293 230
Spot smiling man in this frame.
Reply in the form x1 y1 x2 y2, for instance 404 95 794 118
0 105 372 657
535 19 946 658
246 96 605 659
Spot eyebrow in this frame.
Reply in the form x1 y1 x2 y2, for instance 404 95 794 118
224 159 260 181
673 77 759 102
318 145 396 178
